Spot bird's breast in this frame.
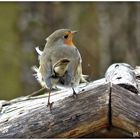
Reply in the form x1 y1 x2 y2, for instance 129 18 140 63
51 45 80 64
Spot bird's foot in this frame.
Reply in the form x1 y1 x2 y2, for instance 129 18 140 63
47 101 54 110
72 88 78 98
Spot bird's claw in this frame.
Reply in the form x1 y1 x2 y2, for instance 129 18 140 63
47 101 54 110
72 88 78 98
73 92 77 98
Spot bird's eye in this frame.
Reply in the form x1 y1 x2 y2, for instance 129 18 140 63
64 34 68 39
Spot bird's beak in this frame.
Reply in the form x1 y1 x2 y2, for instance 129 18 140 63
71 31 78 34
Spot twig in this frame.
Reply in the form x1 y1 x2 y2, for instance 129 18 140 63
27 87 46 97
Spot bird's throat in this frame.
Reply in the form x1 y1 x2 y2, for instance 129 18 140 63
64 38 74 47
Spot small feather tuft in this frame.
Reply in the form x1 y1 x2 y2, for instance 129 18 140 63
35 46 43 55
31 66 46 87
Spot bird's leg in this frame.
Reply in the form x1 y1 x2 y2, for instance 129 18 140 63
72 87 77 98
44 74 54 110
47 89 54 110
71 83 78 98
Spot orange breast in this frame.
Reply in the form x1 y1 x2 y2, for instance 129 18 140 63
64 32 74 47
64 38 74 46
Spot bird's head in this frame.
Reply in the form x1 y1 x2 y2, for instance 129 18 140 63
46 29 77 47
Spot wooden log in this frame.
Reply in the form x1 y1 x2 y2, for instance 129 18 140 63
111 84 140 137
0 79 110 138
0 63 140 138
134 66 140 79
105 63 138 93
83 127 132 138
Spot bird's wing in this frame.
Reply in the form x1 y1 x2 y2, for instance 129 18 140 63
53 58 70 77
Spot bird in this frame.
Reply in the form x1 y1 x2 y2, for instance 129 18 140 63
32 29 88 108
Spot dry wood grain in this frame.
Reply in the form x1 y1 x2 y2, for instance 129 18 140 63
0 80 109 138
111 84 140 137
105 63 138 93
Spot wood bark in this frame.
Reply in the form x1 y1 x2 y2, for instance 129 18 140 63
0 79 109 138
105 63 138 93
111 84 140 136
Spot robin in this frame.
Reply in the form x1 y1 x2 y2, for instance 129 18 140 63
33 29 87 108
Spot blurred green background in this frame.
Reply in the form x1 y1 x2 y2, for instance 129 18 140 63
0 2 140 100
